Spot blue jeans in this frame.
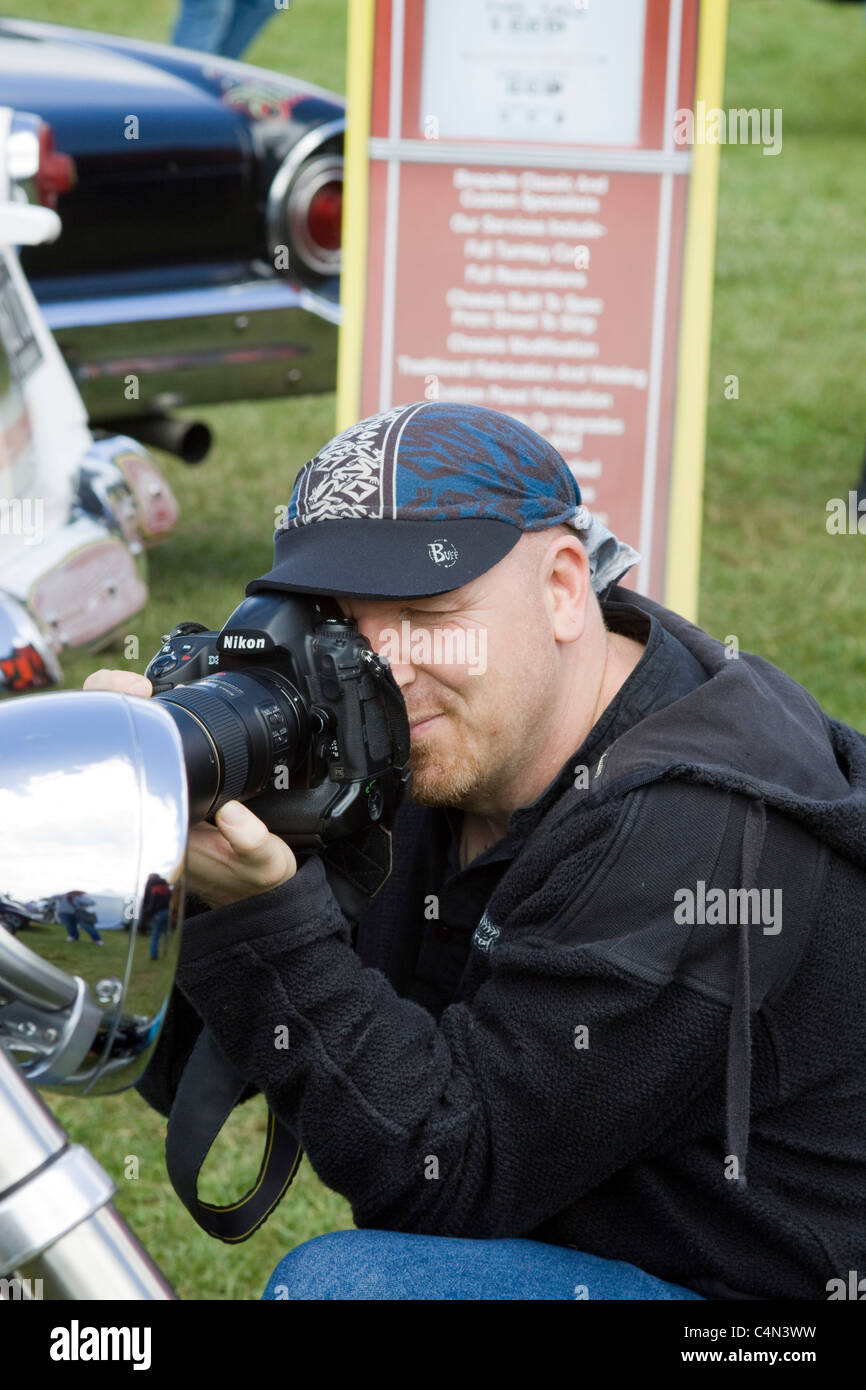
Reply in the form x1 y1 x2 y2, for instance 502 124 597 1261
261 1230 705 1300
149 907 169 960
58 909 102 945
171 0 283 59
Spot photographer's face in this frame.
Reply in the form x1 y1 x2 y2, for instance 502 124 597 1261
335 529 590 812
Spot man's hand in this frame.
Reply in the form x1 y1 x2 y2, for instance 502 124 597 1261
83 669 297 907
183 800 297 908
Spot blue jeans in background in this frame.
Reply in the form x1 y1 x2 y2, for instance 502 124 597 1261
261 1230 705 1301
58 909 103 946
148 907 170 960
171 0 285 59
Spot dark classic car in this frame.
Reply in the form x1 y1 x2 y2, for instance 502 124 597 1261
0 18 344 695
0 16 344 449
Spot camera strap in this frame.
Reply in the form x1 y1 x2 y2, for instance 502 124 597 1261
320 823 394 920
165 1027 302 1242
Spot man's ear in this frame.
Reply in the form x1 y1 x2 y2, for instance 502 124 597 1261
546 536 592 643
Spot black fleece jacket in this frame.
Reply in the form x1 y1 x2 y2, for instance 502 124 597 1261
137 586 866 1299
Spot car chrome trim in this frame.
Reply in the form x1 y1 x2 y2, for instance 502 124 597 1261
40 277 341 330
0 1142 115 1274
7 112 41 182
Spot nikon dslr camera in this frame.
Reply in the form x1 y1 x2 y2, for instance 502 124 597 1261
144 592 411 852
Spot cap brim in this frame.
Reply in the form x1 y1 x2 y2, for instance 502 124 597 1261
246 517 523 600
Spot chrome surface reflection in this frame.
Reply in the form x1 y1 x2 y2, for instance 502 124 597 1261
0 691 188 1093
0 590 62 697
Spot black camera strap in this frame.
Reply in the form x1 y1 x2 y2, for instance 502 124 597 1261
320 823 394 920
162 652 410 1242
163 824 401 1241
165 1027 302 1242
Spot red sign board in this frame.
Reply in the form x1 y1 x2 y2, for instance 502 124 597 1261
343 0 705 601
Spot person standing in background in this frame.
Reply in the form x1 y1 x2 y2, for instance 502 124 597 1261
171 0 289 60
57 890 104 946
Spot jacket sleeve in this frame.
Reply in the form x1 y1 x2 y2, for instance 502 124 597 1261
165 782 762 1239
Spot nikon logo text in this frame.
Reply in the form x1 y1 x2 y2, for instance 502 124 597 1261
221 634 266 650
49 1321 151 1370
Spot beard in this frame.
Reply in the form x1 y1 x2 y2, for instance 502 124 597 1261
407 711 503 808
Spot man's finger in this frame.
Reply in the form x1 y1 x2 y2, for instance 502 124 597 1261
83 669 152 697
188 802 297 905
213 801 274 860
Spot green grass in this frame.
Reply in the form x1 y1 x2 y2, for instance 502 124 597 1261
4 0 866 1296
701 0 866 728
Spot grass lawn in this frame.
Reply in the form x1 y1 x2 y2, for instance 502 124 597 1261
3 0 865 1297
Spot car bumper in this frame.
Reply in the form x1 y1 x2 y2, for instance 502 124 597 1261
38 277 341 421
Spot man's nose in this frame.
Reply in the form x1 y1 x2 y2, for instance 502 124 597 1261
384 655 416 691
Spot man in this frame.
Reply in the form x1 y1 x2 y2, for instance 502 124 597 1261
87 402 866 1300
57 889 103 946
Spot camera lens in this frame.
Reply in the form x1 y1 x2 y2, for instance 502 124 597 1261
155 672 308 823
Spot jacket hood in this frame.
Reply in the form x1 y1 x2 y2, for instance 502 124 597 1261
595 586 866 875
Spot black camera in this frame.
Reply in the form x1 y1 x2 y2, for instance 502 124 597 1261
144 592 411 851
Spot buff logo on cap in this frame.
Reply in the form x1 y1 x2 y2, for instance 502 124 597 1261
427 539 458 566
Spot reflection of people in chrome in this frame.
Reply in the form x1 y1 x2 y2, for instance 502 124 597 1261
57 890 103 946
144 875 172 961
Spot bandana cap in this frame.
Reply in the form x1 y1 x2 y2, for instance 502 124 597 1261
248 401 640 599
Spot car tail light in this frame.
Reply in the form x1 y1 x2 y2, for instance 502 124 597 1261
285 154 343 276
8 113 76 211
113 448 180 541
306 180 342 253
0 591 62 697
35 123 76 210
267 132 344 278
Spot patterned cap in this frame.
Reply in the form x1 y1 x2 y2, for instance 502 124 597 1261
248 401 637 599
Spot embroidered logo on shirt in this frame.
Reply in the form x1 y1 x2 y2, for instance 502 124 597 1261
472 910 500 953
